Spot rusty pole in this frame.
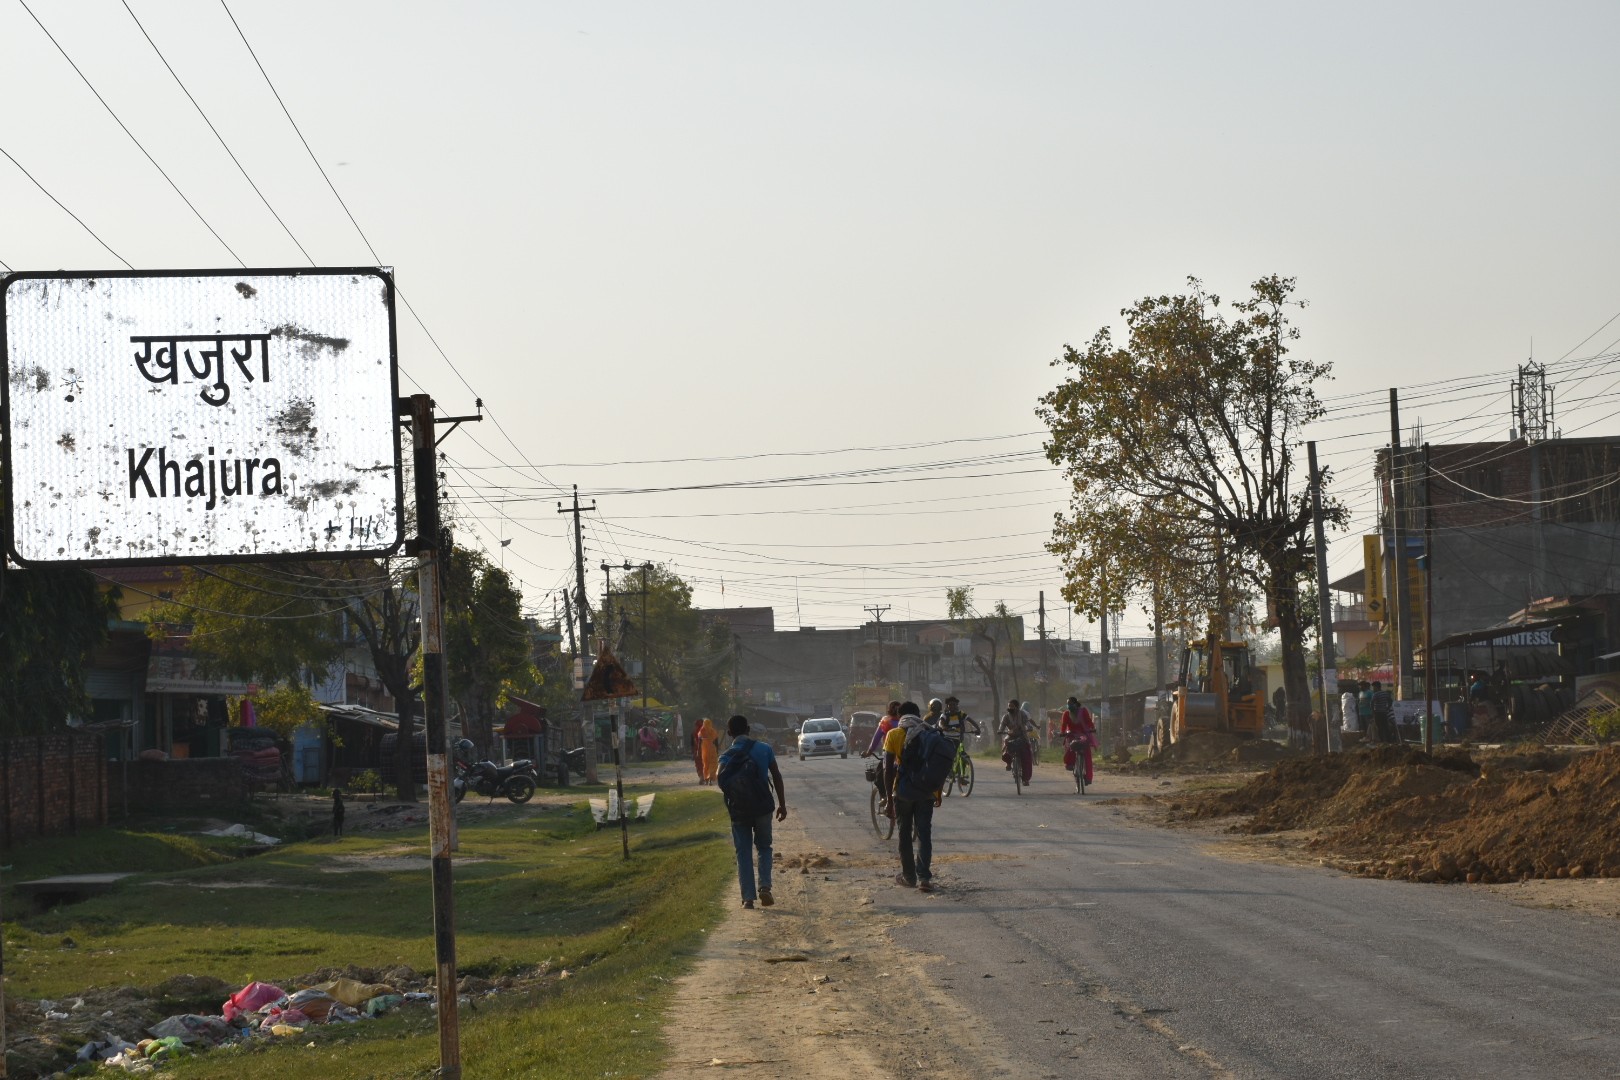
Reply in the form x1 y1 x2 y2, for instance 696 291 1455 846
410 394 461 1079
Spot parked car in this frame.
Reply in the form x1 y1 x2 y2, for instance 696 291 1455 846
797 717 848 760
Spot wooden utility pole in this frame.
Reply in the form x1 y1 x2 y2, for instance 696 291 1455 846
558 487 597 781
1037 591 1050 720
1423 443 1436 753
1309 441 1337 754
1388 389 1411 700
407 393 480 1080
865 605 890 685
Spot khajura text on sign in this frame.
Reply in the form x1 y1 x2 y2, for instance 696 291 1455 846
132 332 272 406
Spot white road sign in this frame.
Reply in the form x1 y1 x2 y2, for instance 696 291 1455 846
2 268 403 565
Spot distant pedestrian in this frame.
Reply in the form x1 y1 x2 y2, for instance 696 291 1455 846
332 788 345 838
1370 681 1396 743
694 717 720 784
717 715 787 909
1340 680 1362 747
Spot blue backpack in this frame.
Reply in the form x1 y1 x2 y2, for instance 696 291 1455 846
717 738 774 822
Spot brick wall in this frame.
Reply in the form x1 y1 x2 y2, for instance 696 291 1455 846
107 758 250 812
0 733 108 850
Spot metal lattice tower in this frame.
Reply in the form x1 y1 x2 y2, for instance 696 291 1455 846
1513 361 1555 442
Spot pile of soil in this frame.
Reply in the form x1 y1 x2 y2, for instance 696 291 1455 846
1178 745 1620 884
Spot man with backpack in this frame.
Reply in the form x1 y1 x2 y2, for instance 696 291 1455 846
716 714 788 909
883 702 956 892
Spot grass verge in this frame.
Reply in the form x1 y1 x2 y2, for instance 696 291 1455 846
4 788 732 1079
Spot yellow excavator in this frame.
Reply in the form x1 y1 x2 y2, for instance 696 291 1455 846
1167 635 1265 746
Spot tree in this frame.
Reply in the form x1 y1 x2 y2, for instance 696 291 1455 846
444 548 531 757
150 559 426 800
607 563 701 706
229 681 323 740
0 567 116 736
945 587 1021 713
1038 275 1341 740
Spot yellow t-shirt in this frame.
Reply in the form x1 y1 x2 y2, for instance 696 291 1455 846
882 725 907 760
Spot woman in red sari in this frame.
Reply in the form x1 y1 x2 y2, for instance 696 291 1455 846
1060 696 1097 785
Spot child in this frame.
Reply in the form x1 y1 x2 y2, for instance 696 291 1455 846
332 788 346 838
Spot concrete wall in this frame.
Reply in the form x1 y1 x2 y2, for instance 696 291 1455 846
107 757 250 812
737 628 861 716
1 734 108 850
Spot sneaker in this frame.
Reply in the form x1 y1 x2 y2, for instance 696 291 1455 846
759 888 774 907
895 873 917 888
742 899 755 909
917 880 935 893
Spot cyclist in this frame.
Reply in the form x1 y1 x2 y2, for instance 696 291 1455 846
1060 696 1096 786
998 698 1036 785
937 696 980 796
862 700 907 818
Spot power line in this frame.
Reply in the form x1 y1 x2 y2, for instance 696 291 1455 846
18 0 243 265
0 144 133 268
121 0 316 265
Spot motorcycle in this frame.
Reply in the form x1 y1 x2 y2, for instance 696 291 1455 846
454 757 537 803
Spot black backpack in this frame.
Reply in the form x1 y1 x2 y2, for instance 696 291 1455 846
899 728 956 798
717 737 774 822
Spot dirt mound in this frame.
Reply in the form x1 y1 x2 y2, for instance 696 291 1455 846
1184 745 1620 884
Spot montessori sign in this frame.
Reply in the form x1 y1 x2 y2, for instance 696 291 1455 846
1 268 403 566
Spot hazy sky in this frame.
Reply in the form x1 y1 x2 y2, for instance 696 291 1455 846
4 1 1619 639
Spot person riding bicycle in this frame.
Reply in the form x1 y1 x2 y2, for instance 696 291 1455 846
1060 696 1097 786
998 699 1035 784
866 701 916 817
939 695 982 750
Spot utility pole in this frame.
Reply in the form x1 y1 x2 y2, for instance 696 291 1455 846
640 562 651 713
1037 591 1050 720
865 604 890 686
732 633 743 708
406 393 480 1080
558 486 597 781
1423 443 1436 753
1309 441 1337 754
1388 389 1410 701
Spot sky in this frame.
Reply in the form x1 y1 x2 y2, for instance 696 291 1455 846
4 0 1619 641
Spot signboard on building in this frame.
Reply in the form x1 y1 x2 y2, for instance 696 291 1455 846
1 268 402 566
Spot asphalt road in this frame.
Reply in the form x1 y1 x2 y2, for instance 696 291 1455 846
784 754 1620 1080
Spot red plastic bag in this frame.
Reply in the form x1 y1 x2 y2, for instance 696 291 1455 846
222 981 285 1022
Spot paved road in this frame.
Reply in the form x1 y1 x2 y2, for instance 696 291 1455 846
784 755 1620 1079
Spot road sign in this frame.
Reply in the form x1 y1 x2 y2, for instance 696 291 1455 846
1 267 402 565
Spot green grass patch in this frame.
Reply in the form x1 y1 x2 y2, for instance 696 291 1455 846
6 790 734 1079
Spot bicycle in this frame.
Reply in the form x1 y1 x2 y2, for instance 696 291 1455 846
865 757 895 839
1004 736 1030 795
1066 737 1089 795
943 739 974 798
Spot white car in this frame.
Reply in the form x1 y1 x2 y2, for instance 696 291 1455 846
797 718 848 760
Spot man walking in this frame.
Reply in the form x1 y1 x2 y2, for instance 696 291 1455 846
717 715 787 909
884 707 943 892
1370 681 1396 744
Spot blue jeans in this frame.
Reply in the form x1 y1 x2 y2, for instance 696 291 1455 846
730 812 774 902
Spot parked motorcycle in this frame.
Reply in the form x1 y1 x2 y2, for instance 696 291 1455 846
454 756 537 803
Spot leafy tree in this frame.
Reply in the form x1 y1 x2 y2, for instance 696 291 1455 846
607 563 700 706
945 587 1021 712
1038 275 1341 738
0 567 116 737
149 559 425 800
229 681 323 740
444 547 530 757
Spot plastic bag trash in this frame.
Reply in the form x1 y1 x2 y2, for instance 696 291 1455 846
143 1036 188 1060
102 1048 155 1073
328 1003 363 1023
259 1006 309 1032
312 977 399 1008
46 1010 71 1020
284 988 338 1021
223 981 286 1021
364 993 403 1017
76 1034 138 1062
270 1023 305 1037
149 1013 236 1045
